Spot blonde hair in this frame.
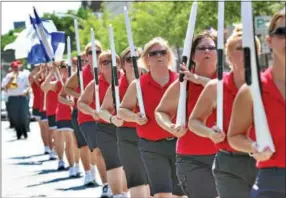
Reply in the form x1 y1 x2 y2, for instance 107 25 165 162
225 24 261 58
138 37 174 70
98 50 121 67
268 8 285 34
85 40 103 56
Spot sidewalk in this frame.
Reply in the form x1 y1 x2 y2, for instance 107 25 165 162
1 121 102 197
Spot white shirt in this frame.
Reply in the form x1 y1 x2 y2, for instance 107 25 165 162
1 71 30 96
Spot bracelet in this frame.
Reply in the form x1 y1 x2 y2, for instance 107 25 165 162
109 116 113 124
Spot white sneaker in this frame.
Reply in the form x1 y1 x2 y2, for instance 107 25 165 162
49 150 57 160
84 171 95 186
91 166 101 185
74 163 81 177
101 184 112 198
69 167 76 177
57 160 65 170
44 146 50 155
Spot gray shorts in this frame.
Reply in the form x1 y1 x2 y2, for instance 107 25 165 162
96 123 122 171
32 108 41 121
213 150 258 198
71 109 88 148
39 111 48 121
251 168 285 198
48 115 57 130
56 120 73 132
117 127 148 188
176 154 218 198
138 138 184 196
79 121 98 151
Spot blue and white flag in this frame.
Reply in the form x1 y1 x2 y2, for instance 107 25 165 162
4 8 66 64
28 7 66 64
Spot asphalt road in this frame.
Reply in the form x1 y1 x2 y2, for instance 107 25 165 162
1 121 103 197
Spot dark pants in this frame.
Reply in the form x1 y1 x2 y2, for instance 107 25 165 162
138 138 184 196
6 100 14 128
176 154 218 198
213 151 257 198
26 95 30 132
8 96 29 139
117 127 148 188
251 168 286 198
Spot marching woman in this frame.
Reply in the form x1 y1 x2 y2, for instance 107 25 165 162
53 61 81 176
99 47 149 197
41 63 63 167
78 50 127 198
228 9 285 198
119 37 185 198
65 42 110 191
29 65 49 154
188 26 261 198
155 32 218 198
58 58 81 177
34 64 50 154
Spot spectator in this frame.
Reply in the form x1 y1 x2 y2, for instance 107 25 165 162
1 60 30 139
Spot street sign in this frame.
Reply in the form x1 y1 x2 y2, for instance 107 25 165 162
255 16 271 54
255 16 271 35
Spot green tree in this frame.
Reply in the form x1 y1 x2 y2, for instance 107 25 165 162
1 27 25 51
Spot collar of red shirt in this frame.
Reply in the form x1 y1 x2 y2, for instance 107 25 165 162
146 70 177 90
262 67 285 104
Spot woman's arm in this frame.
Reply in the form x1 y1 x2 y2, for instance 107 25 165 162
33 67 44 86
77 80 99 119
180 64 212 87
64 73 81 99
118 80 147 125
189 80 218 137
40 68 58 93
99 86 115 123
58 87 74 107
155 80 188 138
227 84 255 153
188 80 226 143
155 80 179 132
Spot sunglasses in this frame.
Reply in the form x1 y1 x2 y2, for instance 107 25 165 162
88 50 102 56
101 60 112 66
270 27 286 37
196 46 217 51
59 64 67 68
148 50 167 57
235 46 243 51
81 60 88 64
125 57 132 63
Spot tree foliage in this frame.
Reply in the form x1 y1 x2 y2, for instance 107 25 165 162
1 1 284 58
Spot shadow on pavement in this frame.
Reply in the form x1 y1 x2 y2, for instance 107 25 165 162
11 158 52 166
12 161 43 166
10 153 46 160
26 176 80 188
36 167 70 175
56 183 101 191
6 139 21 143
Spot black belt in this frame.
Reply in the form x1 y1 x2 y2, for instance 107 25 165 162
141 137 177 142
9 95 25 98
219 149 249 156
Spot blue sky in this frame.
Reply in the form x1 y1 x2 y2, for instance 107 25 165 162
1 1 81 35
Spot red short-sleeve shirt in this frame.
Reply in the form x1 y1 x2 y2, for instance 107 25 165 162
136 70 178 141
256 67 285 168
